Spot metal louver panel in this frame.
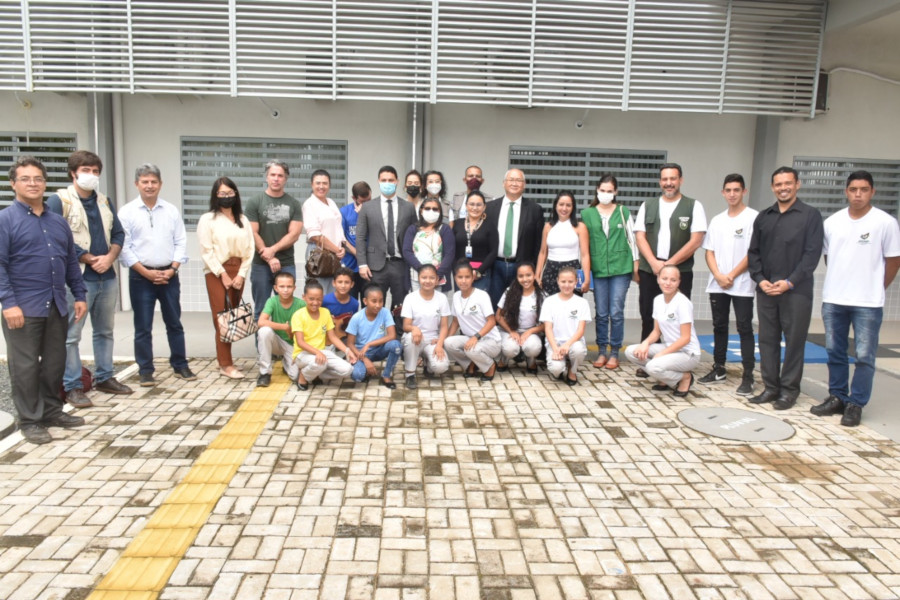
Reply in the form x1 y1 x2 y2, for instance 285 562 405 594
3 1 827 116
0 132 77 209
794 157 900 219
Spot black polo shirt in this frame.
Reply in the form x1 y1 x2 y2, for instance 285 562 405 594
748 199 824 299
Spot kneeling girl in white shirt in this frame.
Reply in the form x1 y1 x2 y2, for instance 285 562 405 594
540 266 592 385
400 264 451 390
445 261 502 381
496 262 545 374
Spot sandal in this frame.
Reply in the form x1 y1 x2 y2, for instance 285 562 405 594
605 356 619 370
592 355 608 368
220 366 244 379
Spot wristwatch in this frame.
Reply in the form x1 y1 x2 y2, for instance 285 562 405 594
474 333 482 340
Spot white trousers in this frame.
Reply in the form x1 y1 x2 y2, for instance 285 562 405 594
257 326 298 379
545 340 587 378
294 348 353 381
444 335 501 373
401 333 451 376
624 343 700 388
500 331 543 361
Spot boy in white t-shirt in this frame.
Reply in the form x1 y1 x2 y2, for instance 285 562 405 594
400 264 451 390
698 174 759 395
540 266 592 385
811 170 900 427
625 265 701 396
445 261 502 381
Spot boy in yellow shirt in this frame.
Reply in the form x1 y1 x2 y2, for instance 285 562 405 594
291 279 357 390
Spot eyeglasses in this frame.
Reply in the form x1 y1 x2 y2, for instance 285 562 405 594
15 177 46 184
217 192 237 198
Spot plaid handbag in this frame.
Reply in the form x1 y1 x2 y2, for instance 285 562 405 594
217 295 258 343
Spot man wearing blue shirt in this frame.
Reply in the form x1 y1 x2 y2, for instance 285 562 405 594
47 151 133 408
119 164 194 386
0 156 88 445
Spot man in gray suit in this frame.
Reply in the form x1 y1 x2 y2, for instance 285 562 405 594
357 165 417 312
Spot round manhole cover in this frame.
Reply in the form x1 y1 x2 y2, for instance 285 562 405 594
678 407 795 442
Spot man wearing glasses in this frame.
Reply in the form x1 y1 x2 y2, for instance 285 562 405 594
119 164 193 387
0 156 87 445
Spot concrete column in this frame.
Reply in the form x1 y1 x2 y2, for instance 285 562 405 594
409 101 426 171
749 115 780 209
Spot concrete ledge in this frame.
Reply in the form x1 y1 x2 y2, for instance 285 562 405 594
0 411 14 441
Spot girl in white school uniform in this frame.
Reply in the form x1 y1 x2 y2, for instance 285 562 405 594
400 264 451 390
496 262 545 374
540 266 592 385
624 265 701 396
445 261 502 381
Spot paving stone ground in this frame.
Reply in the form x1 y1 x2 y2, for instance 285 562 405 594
1 358 899 599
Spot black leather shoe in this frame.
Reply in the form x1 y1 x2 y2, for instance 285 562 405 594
256 373 271 387
381 377 396 390
635 367 650 378
773 395 796 411
673 373 694 398
841 403 862 427
21 424 51 445
810 395 844 416
139 372 155 387
174 367 197 381
749 390 778 405
651 383 670 391
43 413 86 428
406 375 417 390
66 389 93 408
94 377 133 395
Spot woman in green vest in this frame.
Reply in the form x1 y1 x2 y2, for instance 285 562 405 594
581 175 639 370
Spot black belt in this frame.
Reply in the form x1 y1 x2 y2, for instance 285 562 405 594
498 256 517 263
146 265 174 270
386 256 404 262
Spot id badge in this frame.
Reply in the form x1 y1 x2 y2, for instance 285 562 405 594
465 245 473 258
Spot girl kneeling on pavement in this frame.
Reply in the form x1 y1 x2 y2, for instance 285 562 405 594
496 262 544 374
540 266 592 386
291 279 357 391
400 264 451 390
445 260 501 381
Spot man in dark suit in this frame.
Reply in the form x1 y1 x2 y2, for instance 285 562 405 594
357 165 417 312
486 168 545 306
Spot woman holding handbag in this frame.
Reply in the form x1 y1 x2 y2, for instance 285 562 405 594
302 168 345 296
580 175 639 370
197 177 255 379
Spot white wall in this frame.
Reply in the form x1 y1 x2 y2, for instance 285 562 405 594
0 92 88 142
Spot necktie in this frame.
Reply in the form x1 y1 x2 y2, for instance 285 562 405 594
503 201 515 258
386 197 395 257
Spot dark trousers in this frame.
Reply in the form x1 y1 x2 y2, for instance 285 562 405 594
490 260 518 307
709 293 755 374
130 271 188 375
369 258 408 311
2 304 67 425
638 269 694 340
756 291 812 400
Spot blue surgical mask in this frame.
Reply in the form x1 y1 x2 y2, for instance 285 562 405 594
380 182 397 196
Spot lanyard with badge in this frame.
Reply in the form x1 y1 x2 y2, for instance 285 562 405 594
464 215 484 259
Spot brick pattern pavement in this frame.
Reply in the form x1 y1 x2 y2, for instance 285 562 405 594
1 360 899 599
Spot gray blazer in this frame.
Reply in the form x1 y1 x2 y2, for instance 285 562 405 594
356 196 417 272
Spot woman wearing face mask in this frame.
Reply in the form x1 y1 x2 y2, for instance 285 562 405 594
452 191 498 293
536 191 591 297
302 168 345 296
423 170 449 224
197 177 255 379
404 170 424 212
402 198 456 292
580 175 638 370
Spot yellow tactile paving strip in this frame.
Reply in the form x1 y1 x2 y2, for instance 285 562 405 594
86 375 291 600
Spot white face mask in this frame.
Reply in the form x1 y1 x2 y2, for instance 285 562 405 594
76 172 101 192
597 191 615 205
422 208 441 224
426 183 442 196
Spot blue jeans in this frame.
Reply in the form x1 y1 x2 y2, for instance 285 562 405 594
823 302 882 407
351 339 402 381
474 268 492 295
64 278 118 390
592 274 631 357
489 261 516 306
129 272 187 375
251 262 297 320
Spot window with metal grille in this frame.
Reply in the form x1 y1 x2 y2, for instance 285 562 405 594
508 146 667 214
793 157 900 218
0 132 77 209
181 136 349 230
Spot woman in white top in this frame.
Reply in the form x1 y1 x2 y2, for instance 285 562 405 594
536 191 591 296
624 265 701 396
302 169 345 296
540 266 592 386
197 177 255 379
496 262 544 374
445 261 502 381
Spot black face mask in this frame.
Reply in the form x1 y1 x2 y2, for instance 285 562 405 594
218 197 236 209
406 185 421 198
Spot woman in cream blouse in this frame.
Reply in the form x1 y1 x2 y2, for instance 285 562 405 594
197 177 255 379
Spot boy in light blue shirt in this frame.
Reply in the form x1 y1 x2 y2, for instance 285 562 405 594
346 284 402 389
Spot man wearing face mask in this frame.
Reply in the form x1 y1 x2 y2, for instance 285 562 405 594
47 150 133 407
356 165 417 313
450 165 494 222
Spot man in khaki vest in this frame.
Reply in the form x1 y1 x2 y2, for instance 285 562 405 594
634 163 707 355
47 150 132 407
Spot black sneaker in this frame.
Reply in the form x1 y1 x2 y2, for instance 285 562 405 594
841 403 862 427
174 367 197 380
736 376 754 396
698 365 726 384
256 373 271 387
139 372 155 387
810 395 844 416
406 375 418 390
43 413 86 428
21 424 51 445
94 377 133 395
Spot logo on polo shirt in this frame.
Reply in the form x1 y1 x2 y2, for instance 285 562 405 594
569 310 579 320
858 233 871 245
734 228 744 239
667 312 676 321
